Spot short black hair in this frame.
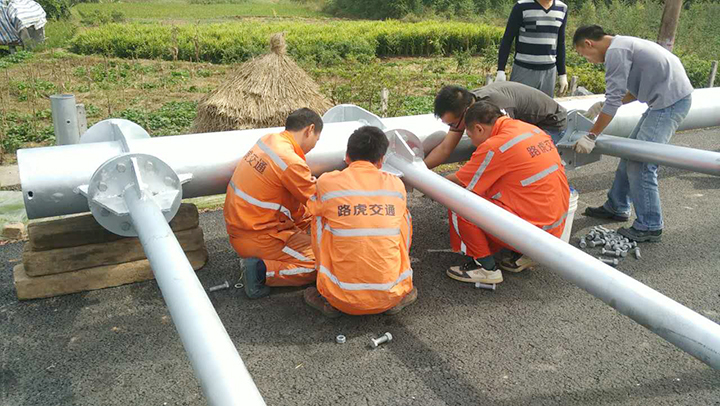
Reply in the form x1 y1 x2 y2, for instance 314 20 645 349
434 85 474 118
464 101 504 127
573 25 608 46
285 108 324 133
346 126 389 164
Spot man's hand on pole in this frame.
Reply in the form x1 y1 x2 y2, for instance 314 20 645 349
583 101 605 120
574 133 597 154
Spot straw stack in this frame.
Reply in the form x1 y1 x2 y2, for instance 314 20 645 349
192 33 332 133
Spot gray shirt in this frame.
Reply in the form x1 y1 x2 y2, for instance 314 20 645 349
472 81 567 132
602 36 693 117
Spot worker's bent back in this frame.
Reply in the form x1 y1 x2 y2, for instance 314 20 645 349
309 161 413 315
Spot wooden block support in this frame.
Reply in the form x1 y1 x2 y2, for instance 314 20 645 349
14 248 209 300
27 203 199 251
23 227 205 276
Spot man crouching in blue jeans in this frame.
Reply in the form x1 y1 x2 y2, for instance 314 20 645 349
572 25 693 243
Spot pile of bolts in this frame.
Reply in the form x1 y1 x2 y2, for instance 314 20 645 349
579 226 641 266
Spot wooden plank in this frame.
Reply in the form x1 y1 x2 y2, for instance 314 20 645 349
23 227 205 276
14 248 208 300
27 203 199 251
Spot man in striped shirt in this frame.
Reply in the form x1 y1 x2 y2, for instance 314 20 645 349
496 0 569 97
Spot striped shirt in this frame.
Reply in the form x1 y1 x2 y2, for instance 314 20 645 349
498 0 568 74
0 0 46 45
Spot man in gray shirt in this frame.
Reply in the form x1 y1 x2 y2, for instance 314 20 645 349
425 82 567 169
572 25 693 242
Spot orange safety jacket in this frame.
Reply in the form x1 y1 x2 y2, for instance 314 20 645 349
308 161 413 315
224 131 315 238
455 116 570 236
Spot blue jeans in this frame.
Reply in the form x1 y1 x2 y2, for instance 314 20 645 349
602 95 692 231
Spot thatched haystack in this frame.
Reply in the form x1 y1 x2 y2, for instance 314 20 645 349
192 33 333 133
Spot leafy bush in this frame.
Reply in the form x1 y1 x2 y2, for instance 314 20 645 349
119 101 198 136
188 0 248 4
679 54 716 89
328 0 509 19
0 51 32 69
36 0 72 20
78 10 126 26
70 21 504 64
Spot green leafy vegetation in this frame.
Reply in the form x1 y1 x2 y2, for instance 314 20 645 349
0 51 33 70
1 0 719 162
73 0 329 20
70 20 503 63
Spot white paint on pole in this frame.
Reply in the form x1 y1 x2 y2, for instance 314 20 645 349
76 103 88 137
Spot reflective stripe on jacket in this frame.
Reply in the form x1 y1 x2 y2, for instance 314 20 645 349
224 131 315 237
308 161 413 315
455 116 570 236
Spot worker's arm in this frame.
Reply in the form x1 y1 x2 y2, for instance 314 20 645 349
307 181 323 252
576 49 632 153
451 147 503 196
555 11 568 77
424 130 463 169
591 92 635 134
621 92 637 104
497 5 522 74
281 163 316 230
281 163 316 204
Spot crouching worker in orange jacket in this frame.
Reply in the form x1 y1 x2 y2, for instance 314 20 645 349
224 108 323 299
445 101 569 285
303 126 416 318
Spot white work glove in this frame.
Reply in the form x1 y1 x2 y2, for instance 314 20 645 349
574 133 597 154
496 71 506 82
583 101 605 120
558 74 568 94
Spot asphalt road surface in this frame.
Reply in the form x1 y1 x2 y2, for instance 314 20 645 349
1 128 719 406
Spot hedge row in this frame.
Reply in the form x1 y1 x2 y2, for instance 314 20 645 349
70 21 504 64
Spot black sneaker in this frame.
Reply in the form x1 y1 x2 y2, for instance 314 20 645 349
242 258 271 299
617 226 662 242
446 260 503 284
583 206 630 221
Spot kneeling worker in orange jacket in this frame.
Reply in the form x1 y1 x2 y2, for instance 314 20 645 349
445 101 569 285
224 108 323 299
303 126 416 318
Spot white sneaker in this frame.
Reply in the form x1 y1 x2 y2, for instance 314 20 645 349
446 259 503 284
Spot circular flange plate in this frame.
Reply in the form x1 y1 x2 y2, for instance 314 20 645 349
81 118 150 144
385 128 425 160
87 153 183 237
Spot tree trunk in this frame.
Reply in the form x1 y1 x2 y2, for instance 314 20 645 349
657 0 683 51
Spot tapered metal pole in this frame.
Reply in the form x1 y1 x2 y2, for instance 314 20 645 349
594 134 720 176
385 132 720 369
124 185 265 405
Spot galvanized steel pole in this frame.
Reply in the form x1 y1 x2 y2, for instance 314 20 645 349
594 134 720 176
384 130 720 369
124 185 265 406
67 121 266 406
50 94 81 145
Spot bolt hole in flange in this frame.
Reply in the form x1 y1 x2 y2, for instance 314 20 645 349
27 191 34 200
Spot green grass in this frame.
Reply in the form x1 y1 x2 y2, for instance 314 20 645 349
73 0 330 21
